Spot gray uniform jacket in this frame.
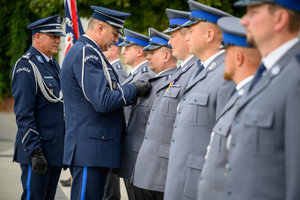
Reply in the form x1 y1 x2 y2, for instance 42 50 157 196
223 41 300 200
197 81 250 200
119 67 177 180
164 52 235 200
111 59 128 84
122 60 156 124
133 55 199 192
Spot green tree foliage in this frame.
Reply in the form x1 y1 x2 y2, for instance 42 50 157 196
0 0 244 99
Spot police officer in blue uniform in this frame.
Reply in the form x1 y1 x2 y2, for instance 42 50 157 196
60 6 152 200
11 15 65 200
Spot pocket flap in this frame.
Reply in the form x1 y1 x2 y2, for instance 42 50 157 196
158 144 170 158
186 154 204 169
164 87 181 98
44 79 57 88
244 111 274 128
88 131 114 141
187 93 209 106
213 120 231 136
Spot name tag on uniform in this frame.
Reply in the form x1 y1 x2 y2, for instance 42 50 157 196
44 76 54 79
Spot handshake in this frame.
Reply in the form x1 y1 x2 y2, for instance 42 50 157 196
133 80 152 97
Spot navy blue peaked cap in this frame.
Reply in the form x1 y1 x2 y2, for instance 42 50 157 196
217 16 250 49
235 0 300 13
143 28 171 51
163 8 190 34
119 29 149 47
183 0 231 27
27 15 65 36
91 6 130 35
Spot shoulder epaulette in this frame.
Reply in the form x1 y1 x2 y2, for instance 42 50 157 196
21 52 33 61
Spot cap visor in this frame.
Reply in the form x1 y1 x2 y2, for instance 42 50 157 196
48 32 66 37
182 20 199 28
118 41 133 47
234 0 265 7
143 44 162 51
163 27 181 34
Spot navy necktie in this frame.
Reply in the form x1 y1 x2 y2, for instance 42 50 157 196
248 63 266 92
229 88 237 99
49 60 59 77
193 60 204 79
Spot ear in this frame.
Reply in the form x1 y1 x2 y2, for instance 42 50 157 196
236 51 244 67
164 50 171 63
273 9 289 32
136 48 143 57
206 28 215 43
97 23 104 35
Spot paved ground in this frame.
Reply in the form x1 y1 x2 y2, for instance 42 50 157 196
0 112 128 200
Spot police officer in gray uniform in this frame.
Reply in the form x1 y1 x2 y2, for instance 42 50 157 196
119 28 177 200
133 21 199 198
164 2 235 199
103 36 128 84
221 0 300 199
197 16 261 200
120 29 156 124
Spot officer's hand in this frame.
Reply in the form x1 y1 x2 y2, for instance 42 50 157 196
31 147 47 174
133 81 152 97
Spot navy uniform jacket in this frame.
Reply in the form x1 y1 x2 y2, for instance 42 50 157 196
122 60 155 124
119 67 176 180
111 59 128 84
223 41 300 200
164 52 235 200
133 56 199 192
61 35 137 168
11 46 65 166
197 81 250 200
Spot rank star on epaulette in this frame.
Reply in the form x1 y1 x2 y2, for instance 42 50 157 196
36 55 44 63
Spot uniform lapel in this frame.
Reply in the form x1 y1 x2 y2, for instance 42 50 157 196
186 51 225 92
29 46 59 79
156 56 198 92
237 41 300 113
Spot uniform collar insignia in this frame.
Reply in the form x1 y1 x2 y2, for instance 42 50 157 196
208 61 217 70
36 55 44 63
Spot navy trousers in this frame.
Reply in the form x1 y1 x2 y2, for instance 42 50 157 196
70 166 110 200
20 164 62 200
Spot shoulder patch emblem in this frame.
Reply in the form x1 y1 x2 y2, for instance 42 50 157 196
16 67 31 74
84 55 99 62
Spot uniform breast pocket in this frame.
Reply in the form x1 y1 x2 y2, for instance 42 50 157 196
44 78 59 95
137 97 151 107
161 87 181 116
184 93 209 126
243 111 274 155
